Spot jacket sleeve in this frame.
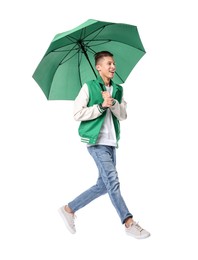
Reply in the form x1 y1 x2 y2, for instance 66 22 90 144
110 97 127 121
73 84 103 121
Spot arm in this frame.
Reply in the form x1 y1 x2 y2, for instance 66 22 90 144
73 84 104 121
110 98 127 121
101 90 127 121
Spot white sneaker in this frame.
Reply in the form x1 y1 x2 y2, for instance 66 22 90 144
125 221 150 239
58 206 76 234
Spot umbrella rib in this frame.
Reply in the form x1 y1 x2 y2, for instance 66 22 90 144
64 26 107 45
59 49 78 65
83 26 107 42
50 42 79 65
114 71 125 83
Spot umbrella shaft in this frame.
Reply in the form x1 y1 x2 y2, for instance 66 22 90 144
79 41 97 78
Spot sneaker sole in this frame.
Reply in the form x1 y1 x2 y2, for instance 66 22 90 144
126 231 150 239
58 207 76 234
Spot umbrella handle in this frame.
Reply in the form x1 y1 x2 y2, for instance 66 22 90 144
99 83 105 91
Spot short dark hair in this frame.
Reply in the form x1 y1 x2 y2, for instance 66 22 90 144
94 51 113 65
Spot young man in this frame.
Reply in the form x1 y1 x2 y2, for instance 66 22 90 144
59 51 150 239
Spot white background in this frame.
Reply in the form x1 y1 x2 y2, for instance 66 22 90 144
1 0 198 259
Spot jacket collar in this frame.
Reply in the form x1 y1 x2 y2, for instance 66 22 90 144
96 76 119 92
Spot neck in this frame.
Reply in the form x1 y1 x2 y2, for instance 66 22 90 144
102 77 111 87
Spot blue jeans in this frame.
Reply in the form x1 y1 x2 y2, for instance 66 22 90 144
68 145 133 224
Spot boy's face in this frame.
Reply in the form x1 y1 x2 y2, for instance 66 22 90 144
96 56 116 80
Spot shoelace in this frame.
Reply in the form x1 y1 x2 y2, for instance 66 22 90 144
134 222 143 232
71 214 77 227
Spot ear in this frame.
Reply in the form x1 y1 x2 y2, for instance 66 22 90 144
96 64 101 71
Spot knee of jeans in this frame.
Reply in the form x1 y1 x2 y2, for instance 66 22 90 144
107 179 120 192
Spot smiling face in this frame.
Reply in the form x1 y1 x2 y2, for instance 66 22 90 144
95 55 116 85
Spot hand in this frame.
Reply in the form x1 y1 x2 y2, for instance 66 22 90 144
101 91 111 99
101 91 114 108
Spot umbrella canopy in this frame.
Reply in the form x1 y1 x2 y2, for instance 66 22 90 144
32 19 146 100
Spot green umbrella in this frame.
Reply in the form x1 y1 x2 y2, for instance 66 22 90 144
32 19 146 100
